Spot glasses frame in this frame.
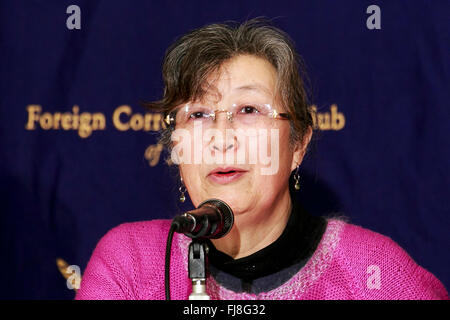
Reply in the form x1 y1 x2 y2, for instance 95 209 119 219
164 105 291 127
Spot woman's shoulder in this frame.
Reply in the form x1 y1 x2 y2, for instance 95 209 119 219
105 219 173 239
76 219 179 300
334 219 419 274
336 219 405 253
82 219 174 269
326 218 448 299
95 219 173 253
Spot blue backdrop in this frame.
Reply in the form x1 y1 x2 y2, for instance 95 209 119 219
0 0 448 299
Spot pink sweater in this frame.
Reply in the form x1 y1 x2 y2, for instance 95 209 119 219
75 219 448 300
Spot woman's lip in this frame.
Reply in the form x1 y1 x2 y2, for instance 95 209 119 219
207 170 247 184
209 167 246 175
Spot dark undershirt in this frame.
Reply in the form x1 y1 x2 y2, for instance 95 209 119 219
204 200 327 294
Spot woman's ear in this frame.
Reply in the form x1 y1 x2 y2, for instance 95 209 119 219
290 126 313 171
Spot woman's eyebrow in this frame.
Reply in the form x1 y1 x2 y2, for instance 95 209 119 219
233 84 273 96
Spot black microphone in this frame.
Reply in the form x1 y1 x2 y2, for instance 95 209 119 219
171 198 234 239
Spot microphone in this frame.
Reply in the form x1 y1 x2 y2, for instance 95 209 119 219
171 198 234 239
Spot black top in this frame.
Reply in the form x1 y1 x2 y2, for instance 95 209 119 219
204 200 327 294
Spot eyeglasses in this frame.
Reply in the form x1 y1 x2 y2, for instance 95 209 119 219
165 103 290 128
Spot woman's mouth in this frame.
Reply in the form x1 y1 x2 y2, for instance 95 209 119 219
207 167 248 184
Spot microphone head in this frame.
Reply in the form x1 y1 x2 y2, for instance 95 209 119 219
197 198 234 239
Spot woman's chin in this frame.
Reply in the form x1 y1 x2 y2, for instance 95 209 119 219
209 195 253 216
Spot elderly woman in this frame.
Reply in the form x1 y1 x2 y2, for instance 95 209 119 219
76 20 448 300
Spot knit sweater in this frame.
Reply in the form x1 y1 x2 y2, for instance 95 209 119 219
75 218 449 300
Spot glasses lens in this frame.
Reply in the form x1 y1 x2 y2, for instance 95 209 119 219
175 104 213 126
232 103 275 126
173 103 283 128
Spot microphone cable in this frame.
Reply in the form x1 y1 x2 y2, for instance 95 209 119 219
165 221 178 300
164 199 233 300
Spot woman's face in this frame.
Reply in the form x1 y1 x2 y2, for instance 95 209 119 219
176 54 306 216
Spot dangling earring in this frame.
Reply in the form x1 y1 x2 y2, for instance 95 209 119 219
179 177 187 203
294 166 301 190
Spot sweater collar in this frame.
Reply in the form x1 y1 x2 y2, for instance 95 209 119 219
205 199 327 281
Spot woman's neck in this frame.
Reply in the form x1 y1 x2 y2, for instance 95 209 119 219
211 188 292 259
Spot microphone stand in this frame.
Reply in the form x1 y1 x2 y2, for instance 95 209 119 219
188 240 210 300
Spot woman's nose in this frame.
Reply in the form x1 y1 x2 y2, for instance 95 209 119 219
208 112 238 153
211 137 235 152
213 109 233 125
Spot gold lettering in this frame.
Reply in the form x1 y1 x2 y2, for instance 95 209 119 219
72 105 80 129
130 113 144 131
309 105 318 129
25 105 42 130
318 113 330 130
330 104 345 130
309 104 345 131
152 113 162 131
143 113 164 131
79 112 92 138
113 105 131 131
144 113 153 131
25 105 106 137
24 105 179 137
61 113 72 130
40 113 53 130
144 143 163 167
92 113 106 130
161 114 167 130
53 113 61 129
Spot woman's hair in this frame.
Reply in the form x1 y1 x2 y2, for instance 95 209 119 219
143 18 313 153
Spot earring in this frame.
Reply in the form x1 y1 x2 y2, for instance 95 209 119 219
294 166 301 190
179 178 187 203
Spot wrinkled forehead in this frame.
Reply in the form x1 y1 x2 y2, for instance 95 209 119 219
196 55 279 105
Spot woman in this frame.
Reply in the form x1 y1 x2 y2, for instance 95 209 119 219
76 19 448 300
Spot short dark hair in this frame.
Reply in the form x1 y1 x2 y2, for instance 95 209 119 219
143 18 313 153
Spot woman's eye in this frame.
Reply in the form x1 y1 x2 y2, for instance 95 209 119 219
189 111 205 119
240 105 258 114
